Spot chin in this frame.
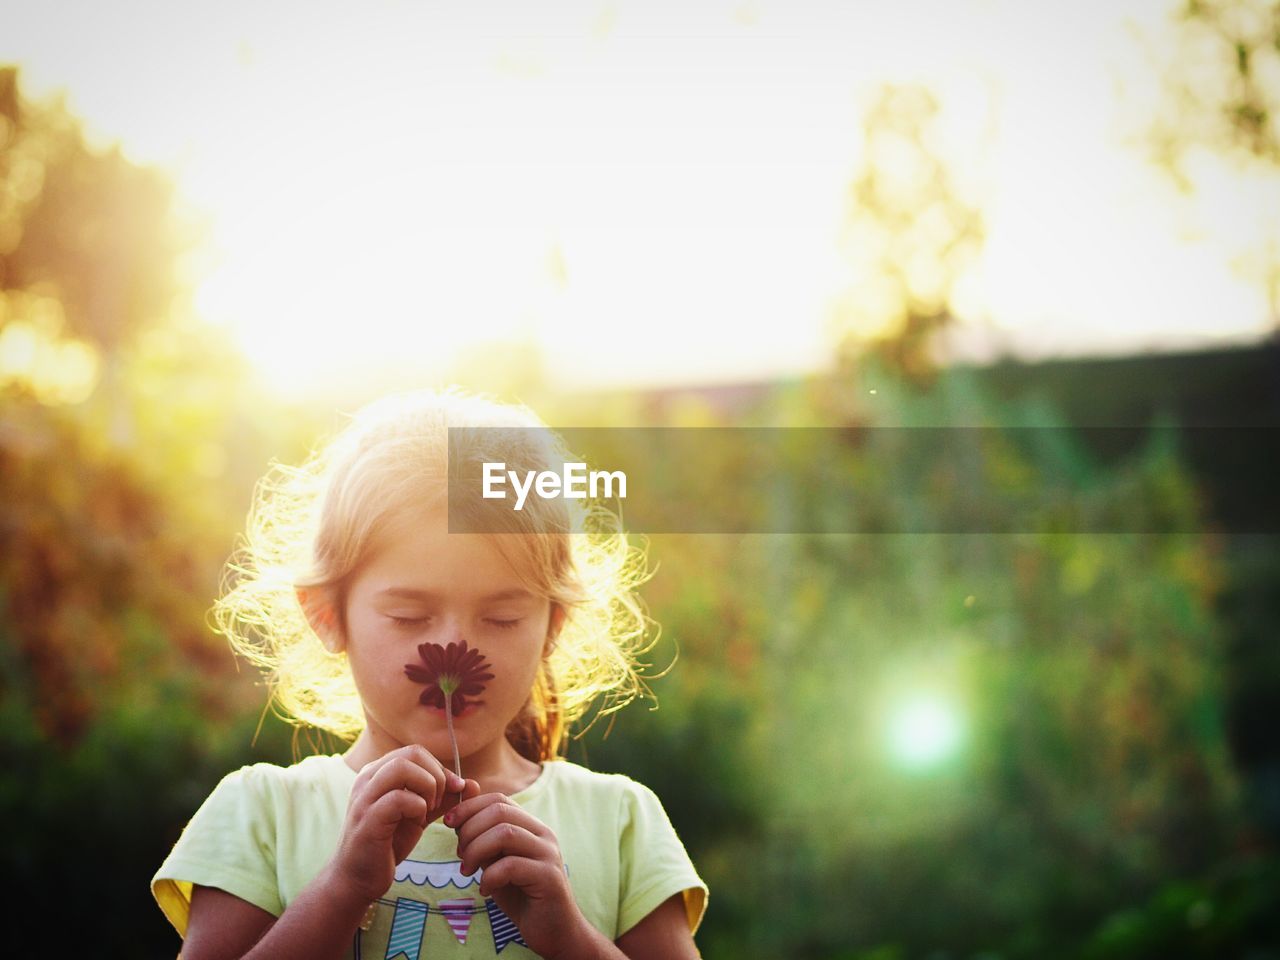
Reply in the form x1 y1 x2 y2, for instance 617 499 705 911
406 718 478 760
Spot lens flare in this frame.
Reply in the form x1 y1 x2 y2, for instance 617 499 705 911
887 693 964 770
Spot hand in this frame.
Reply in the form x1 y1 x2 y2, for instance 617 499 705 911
327 744 469 904
444 788 590 959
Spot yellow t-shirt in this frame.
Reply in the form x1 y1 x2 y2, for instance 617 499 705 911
152 755 708 958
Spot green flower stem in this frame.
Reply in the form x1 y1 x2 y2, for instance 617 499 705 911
444 696 462 794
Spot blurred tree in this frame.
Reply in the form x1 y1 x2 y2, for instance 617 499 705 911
1 66 197 353
1 64 215 449
0 65 301 956
572 364 1250 960
1133 0 1280 329
1124 1 1280 902
1140 0 1280 177
829 83 987 387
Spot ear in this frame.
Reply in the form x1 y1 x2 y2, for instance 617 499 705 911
296 586 346 654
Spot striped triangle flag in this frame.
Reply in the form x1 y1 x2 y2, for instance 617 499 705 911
485 898 528 954
384 898 428 960
438 897 476 945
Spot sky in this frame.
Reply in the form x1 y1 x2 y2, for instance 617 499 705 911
2 0 1276 398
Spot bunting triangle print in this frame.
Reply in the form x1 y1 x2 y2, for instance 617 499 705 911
383 898 428 960
485 897 528 954
438 897 476 945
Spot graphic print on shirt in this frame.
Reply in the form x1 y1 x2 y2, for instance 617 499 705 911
351 858 539 959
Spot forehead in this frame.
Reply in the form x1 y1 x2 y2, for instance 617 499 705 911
359 508 537 599
375 585 536 603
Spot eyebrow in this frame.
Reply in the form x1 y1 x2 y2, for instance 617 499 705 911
376 587 536 603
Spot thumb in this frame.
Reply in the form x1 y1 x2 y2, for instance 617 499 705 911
439 778 482 818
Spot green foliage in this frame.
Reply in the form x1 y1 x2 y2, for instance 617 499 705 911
0 69 302 955
1078 852 1280 959
0 394 300 956
569 358 1260 958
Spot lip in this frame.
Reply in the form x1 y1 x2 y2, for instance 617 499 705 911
424 702 479 719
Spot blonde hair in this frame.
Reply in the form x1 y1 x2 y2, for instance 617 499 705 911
210 385 658 761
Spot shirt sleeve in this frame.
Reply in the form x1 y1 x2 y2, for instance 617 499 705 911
615 777 710 939
150 765 283 939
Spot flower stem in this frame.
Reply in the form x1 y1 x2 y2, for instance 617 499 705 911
444 697 462 795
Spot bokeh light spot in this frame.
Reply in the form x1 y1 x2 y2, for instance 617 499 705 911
887 692 964 770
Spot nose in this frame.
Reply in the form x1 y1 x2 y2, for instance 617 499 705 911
433 615 464 641
414 616 490 660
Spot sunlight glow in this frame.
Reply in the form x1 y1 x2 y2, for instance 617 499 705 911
0 293 100 405
1 0 1273 397
887 693 965 770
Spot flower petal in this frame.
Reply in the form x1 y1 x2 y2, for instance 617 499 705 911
404 638 494 710
404 663 434 683
419 687 445 709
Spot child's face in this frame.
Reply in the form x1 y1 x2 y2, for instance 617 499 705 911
342 503 556 764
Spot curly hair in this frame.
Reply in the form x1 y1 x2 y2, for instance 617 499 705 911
209 385 658 761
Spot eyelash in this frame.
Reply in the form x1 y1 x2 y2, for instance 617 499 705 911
390 617 521 630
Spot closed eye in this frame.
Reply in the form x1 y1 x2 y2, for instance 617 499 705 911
390 616 520 630
390 616 427 628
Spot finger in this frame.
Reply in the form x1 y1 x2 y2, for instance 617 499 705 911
367 788 429 836
366 756 455 813
457 822 556 877
387 748 468 803
442 791 506 832
395 743 466 794
437 779 482 818
476 855 555 899
355 744 462 794
350 750 395 792
449 796 554 849
445 791 540 831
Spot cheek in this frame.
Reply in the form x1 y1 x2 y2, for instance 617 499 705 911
348 657 389 703
348 637 411 699
509 643 548 697
485 636 544 695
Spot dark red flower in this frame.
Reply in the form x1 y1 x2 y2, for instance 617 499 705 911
404 639 494 714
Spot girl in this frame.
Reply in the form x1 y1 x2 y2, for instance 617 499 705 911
151 386 708 960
